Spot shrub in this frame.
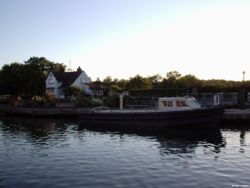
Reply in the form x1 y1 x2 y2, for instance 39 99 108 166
44 93 56 106
31 96 44 106
91 98 103 106
102 94 119 107
75 96 92 107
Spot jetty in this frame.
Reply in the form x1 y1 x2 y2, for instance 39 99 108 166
223 108 250 121
0 105 90 117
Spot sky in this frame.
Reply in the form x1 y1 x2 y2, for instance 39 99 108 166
1 0 250 81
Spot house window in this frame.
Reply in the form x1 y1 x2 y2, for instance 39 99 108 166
59 89 64 95
97 90 103 96
49 78 54 84
94 90 103 96
46 88 54 94
80 78 85 83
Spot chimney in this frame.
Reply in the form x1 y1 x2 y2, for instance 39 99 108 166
60 67 65 72
77 66 82 72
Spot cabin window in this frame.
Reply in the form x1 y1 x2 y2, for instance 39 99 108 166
162 101 173 107
176 100 187 107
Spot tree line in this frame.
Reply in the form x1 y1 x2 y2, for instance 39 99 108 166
0 57 249 98
101 70 249 93
0 57 65 97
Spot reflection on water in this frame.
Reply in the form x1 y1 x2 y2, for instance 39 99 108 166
1 117 224 153
0 117 250 188
77 124 225 157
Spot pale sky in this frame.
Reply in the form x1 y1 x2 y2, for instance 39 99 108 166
0 0 250 81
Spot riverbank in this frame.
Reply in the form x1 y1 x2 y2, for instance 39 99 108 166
223 108 250 120
1 105 250 124
0 105 90 117
221 108 250 125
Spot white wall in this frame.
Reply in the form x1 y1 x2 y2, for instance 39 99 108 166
72 71 92 93
45 72 62 98
46 71 92 98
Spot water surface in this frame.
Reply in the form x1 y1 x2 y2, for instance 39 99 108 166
0 118 250 188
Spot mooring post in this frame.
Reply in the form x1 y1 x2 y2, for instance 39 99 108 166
213 94 220 106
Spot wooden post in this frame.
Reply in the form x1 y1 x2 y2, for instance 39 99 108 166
213 94 220 106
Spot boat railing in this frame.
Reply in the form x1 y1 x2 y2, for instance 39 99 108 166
90 106 111 112
184 92 238 107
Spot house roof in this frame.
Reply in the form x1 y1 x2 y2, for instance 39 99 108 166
89 81 108 90
52 71 82 88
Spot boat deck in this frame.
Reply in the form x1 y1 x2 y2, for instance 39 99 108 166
93 108 201 113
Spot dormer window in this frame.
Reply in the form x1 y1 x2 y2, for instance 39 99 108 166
80 78 85 83
49 78 54 84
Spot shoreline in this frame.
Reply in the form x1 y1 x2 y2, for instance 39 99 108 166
1 105 250 125
0 105 91 117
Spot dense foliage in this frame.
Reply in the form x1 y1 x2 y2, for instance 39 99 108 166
0 57 249 99
0 57 66 97
102 72 249 93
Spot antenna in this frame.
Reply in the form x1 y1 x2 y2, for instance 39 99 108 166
68 59 72 72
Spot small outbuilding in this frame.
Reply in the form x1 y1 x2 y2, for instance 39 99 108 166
89 81 110 97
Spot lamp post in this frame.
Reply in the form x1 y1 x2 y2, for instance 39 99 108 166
239 71 246 108
242 71 245 82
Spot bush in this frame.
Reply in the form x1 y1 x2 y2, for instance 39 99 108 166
91 98 103 106
102 94 119 107
75 96 103 107
44 93 56 106
31 96 45 106
64 86 86 97
75 96 92 107
0 95 11 104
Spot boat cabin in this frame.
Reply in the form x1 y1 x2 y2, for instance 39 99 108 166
158 97 201 111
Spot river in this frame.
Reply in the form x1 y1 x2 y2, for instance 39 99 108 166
0 117 250 188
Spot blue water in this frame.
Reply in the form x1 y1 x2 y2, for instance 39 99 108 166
0 118 250 188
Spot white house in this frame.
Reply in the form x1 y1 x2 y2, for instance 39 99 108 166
45 67 92 99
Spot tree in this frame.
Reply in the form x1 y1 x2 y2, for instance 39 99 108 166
24 57 65 75
116 79 128 90
148 74 162 89
178 74 202 88
0 63 25 95
22 57 66 96
0 57 66 97
126 75 152 90
166 71 182 82
103 76 113 87
161 71 182 88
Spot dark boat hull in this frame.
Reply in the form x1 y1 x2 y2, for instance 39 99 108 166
79 107 224 129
